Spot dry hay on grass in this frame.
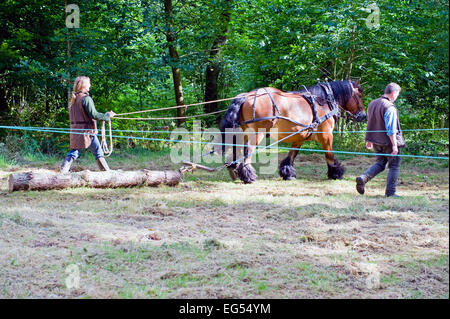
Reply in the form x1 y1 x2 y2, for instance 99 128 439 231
0 154 448 299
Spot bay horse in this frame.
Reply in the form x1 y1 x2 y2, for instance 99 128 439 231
219 80 366 183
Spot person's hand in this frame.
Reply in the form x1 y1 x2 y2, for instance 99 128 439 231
366 141 373 150
391 145 398 155
107 111 116 118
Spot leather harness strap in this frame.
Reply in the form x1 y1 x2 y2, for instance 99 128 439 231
240 82 340 132
241 115 310 127
252 88 259 120
262 87 282 116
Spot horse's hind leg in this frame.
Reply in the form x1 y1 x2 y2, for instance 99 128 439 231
236 132 263 184
279 143 302 180
227 134 239 180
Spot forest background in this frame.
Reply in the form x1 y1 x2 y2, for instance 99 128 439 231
0 0 448 162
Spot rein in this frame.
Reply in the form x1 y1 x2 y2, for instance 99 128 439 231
100 120 113 157
342 93 364 120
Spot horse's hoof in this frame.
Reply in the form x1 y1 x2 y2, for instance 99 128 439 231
327 163 346 180
280 170 296 180
279 157 296 180
237 163 257 184
228 167 238 181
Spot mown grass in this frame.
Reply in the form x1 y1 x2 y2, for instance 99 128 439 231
0 148 448 298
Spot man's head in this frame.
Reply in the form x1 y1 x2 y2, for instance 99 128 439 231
384 82 401 102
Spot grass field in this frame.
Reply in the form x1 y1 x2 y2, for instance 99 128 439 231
0 149 448 298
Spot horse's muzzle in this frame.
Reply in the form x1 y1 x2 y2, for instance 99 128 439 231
354 111 367 122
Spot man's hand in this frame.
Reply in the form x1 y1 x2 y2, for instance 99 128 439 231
366 141 373 150
106 111 116 118
388 135 398 155
391 145 398 155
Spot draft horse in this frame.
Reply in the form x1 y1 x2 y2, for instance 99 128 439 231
220 80 366 183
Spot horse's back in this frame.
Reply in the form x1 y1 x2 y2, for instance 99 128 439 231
239 87 314 141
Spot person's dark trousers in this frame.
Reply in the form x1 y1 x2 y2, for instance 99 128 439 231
362 144 401 196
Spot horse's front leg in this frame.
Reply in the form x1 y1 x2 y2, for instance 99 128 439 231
236 132 264 184
279 142 302 180
318 133 345 180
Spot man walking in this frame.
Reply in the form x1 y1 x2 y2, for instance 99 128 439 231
356 82 406 197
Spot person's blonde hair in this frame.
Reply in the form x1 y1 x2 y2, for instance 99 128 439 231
70 76 90 106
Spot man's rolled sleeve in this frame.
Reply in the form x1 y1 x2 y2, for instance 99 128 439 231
384 107 398 136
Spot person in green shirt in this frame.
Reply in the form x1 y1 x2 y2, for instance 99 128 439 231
60 76 116 173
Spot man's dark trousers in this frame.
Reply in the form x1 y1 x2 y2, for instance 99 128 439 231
363 144 401 196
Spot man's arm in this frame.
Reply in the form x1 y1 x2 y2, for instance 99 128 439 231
389 135 398 155
82 96 114 121
384 107 398 155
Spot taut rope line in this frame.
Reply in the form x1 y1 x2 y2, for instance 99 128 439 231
104 95 245 154
113 92 280 120
114 109 227 121
0 125 448 160
115 96 240 116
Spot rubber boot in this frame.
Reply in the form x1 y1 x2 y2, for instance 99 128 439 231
356 174 371 195
60 157 73 174
96 157 110 171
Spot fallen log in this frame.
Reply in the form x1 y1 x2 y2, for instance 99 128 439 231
8 169 182 192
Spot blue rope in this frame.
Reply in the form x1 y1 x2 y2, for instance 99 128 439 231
1 125 448 160
0 125 448 135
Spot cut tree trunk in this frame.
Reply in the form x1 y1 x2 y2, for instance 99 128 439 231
8 169 182 192
163 0 185 126
204 0 233 118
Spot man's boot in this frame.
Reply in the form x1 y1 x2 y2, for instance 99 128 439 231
60 157 73 173
356 174 371 195
96 157 110 171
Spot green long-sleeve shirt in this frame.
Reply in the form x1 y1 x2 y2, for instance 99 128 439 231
82 96 111 121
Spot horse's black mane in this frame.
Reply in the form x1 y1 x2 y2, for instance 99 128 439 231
290 80 362 106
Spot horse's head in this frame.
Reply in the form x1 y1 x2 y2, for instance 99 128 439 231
343 79 366 122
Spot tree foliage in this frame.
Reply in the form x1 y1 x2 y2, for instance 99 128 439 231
0 0 448 154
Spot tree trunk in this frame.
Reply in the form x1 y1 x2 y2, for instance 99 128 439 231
8 169 182 192
0 85 8 117
163 0 185 126
204 0 233 116
65 0 71 109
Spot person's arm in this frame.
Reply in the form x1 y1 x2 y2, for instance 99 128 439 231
389 135 398 155
365 110 373 150
82 96 115 121
384 107 398 155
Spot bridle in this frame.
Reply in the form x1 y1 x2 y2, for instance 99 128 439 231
335 84 365 121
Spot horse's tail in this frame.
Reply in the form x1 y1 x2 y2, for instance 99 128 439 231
219 94 247 155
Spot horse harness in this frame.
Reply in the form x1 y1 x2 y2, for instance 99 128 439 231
239 82 341 136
